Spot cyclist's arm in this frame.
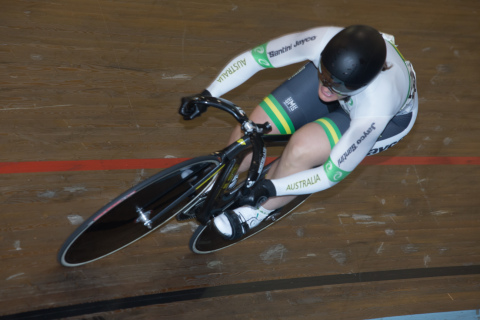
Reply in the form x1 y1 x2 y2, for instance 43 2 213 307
270 116 391 196
206 27 338 97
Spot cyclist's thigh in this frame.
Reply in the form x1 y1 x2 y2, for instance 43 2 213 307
276 107 351 172
257 62 337 135
312 107 351 151
249 105 281 135
281 121 332 170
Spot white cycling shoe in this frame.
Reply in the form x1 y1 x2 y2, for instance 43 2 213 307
213 206 272 240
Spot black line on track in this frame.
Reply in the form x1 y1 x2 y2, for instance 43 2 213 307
2 265 480 320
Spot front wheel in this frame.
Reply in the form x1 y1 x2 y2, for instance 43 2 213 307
189 194 310 254
58 155 221 267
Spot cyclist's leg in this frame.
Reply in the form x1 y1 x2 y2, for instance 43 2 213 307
262 122 331 209
214 64 337 238
214 112 343 239
263 107 350 210
227 62 333 174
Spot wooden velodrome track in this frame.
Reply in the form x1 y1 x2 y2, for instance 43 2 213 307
1 0 480 319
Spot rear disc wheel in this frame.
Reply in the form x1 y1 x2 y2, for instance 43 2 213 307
189 194 310 254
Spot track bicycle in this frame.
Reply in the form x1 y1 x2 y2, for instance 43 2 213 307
58 96 310 267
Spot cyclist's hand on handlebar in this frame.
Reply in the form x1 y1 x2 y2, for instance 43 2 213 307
179 89 211 120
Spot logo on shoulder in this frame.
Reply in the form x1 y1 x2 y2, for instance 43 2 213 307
356 123 376 145
254 46 265 54
268 44 292 58
367 138 402 156
325 161 333 172
294 36 316 47
337 143 357 167
258 59 271 67
333 171 343 182
324 157 350 183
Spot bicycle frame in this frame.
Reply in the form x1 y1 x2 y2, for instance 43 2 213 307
195 133 291 225
145 96 292 226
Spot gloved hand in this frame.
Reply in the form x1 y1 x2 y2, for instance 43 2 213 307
179 89 211 120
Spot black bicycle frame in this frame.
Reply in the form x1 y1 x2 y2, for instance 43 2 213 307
195 132 292 225
148 97 292 226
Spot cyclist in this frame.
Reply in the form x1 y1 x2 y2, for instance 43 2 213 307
180 25 417 240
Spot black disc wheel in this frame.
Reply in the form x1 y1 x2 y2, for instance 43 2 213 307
58 155 221 267
189 194 310 254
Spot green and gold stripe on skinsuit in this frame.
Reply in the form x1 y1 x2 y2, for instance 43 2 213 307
260 94 295 134
387 41 411 109
314 117 342 149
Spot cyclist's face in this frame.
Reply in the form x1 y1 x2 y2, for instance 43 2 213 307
318 67 345 102
318 82 343 102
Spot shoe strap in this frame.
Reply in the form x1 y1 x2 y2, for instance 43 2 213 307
224 210 249 240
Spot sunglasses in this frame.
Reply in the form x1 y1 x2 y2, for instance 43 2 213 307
319 60 364 96
318 72 344 97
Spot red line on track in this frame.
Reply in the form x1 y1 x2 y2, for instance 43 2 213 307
0 157 479 175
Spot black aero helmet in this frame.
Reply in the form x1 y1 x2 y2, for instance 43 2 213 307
320 25 387 96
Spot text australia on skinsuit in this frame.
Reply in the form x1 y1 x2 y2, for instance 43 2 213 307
286 174 321 191
217 59 247 83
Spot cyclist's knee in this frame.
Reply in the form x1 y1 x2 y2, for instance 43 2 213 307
282 124 331 169
282 134 312 168
249 105 267 122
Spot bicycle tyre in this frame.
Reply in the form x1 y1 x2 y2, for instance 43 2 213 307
189 194 310 254
58 155 221 267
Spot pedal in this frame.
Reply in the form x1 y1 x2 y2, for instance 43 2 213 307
265 207 283 222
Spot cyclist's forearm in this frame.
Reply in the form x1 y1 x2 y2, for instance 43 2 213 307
271 166 337 196
206 51 264 97
206 27 334 97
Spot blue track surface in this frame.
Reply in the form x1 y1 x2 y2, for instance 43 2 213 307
370 310 480 320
